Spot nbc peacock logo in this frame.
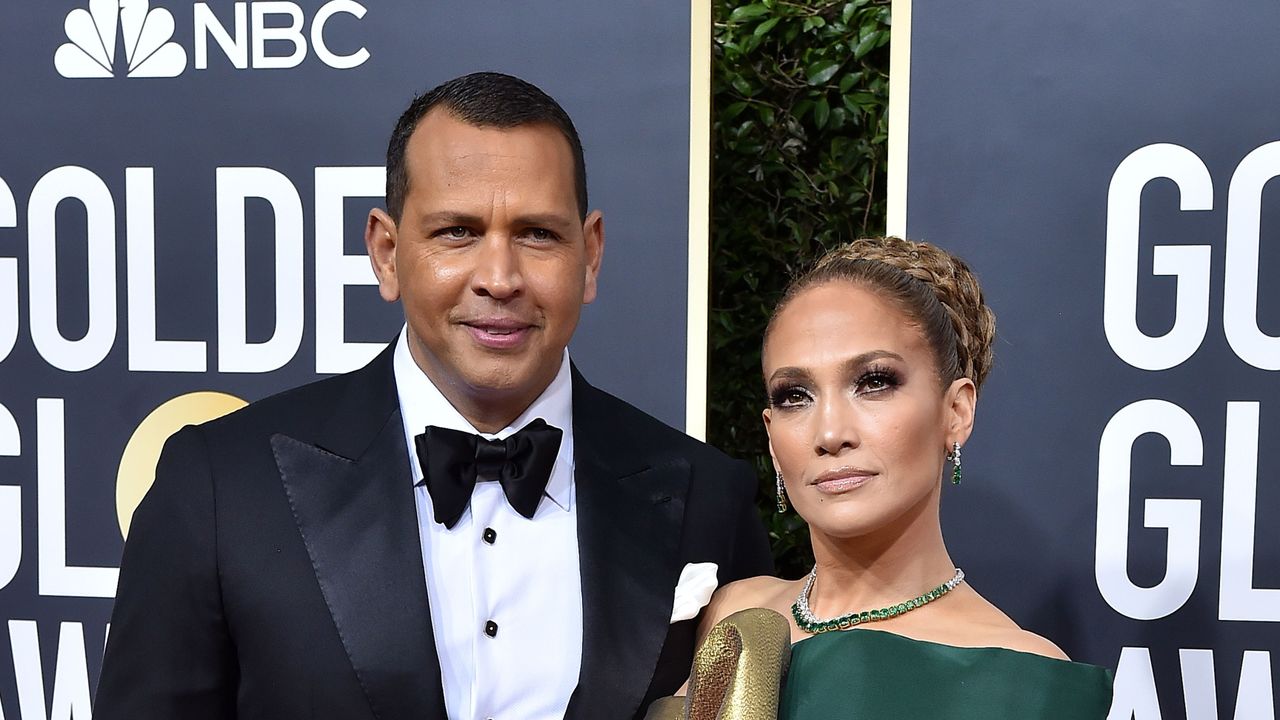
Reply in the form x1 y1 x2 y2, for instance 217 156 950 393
54 0 187 78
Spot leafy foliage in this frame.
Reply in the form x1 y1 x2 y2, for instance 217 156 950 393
709 0 891 578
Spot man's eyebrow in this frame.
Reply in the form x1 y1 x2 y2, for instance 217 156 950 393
510 213 578 229
417 212 485 228
415 212 578 230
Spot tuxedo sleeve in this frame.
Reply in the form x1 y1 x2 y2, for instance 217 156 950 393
722 459 774 582
95 426 237 719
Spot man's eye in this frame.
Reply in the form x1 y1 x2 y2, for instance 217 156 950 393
439 227 469 239
528 228 556 241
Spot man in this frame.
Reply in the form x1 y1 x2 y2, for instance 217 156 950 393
95 72 771 720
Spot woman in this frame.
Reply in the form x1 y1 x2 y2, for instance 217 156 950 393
695 237 1112 718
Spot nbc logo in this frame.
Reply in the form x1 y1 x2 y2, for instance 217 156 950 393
55 0 187 78
54 1 369 79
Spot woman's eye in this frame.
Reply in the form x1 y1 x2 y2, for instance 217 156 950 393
771 387 812 408
857 371 899 395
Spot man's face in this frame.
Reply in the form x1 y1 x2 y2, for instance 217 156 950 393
367 109 603 429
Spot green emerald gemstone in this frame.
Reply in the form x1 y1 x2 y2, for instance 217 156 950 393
796 568 964 635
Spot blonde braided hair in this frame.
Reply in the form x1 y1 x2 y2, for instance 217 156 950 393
765 237 996 393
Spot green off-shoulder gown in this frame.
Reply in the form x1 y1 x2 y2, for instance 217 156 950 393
778 629 1113 719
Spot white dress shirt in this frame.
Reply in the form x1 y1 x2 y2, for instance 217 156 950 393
393 333 583 720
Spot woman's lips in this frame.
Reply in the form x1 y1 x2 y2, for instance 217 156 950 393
811 469 876 494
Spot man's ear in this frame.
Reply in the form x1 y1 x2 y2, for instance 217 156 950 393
581 210 605 304
365 208 400 303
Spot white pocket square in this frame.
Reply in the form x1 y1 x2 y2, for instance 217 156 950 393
670 562 719 623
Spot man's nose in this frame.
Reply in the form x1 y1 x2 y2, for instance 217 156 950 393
470 234 523 300
813 396 861 457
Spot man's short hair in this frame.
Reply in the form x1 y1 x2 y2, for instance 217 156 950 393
385 71 589 222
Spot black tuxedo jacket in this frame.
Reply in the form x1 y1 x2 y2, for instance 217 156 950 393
95 345 772 719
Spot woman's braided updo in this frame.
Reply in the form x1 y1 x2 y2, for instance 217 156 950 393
765 237 997 393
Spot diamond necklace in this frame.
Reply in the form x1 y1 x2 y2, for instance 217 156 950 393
792 567 965 635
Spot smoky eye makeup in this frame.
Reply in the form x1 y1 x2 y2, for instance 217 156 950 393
853 362 904 395
767 383 813 410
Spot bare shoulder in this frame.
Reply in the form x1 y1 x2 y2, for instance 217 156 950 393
984 626 1070 660
948 589 1070 660
707 575 794 617
698 575 797 642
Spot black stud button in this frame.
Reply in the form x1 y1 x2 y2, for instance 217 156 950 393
484 620 498 637
482 527 497 544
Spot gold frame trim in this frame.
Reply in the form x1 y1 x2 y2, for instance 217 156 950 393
887 0 911 237
686 0 712 439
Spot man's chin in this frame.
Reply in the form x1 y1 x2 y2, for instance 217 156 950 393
455 357 547 398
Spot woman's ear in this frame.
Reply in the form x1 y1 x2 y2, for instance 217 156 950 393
762 407 778 468
945 378 976 448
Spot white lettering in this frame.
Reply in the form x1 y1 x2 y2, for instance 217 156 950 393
1096 399 1202 619
1104 144 1212 370
194 2 249 70
314 166 383 373
1109 647 1162 720
1219 402 1280 621
1179 649 1276 720
1235 652 1276 720
27 167 117 372
0 177 16 363
1223 140 1280 370
8 620 93 720
216 167 304 373
311 1 369 69
1180 649 1218 719
126 168 207 372
37 398 118 598
0 403 19 591
252 2 307 69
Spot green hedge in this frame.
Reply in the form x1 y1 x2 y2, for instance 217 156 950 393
709 0 892 578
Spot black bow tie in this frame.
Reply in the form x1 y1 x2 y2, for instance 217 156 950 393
415 418 563 529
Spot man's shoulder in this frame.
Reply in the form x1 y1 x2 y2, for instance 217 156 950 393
198 348 394 444
574 377 740 469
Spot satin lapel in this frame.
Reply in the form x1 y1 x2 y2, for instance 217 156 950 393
273 346 447 720
565 373 690 720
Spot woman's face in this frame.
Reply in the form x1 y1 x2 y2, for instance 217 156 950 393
762 281 974 539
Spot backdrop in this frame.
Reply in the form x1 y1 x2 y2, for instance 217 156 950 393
0 1 707 716
892 1 1279 718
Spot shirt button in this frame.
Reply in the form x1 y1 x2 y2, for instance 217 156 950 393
482 527 497 544
485 620 498 637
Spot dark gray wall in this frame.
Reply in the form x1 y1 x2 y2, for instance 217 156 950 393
0 1 696 713
907 2 1279 717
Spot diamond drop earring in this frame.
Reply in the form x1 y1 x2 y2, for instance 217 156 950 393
775 470 788 512
946 442 963 485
